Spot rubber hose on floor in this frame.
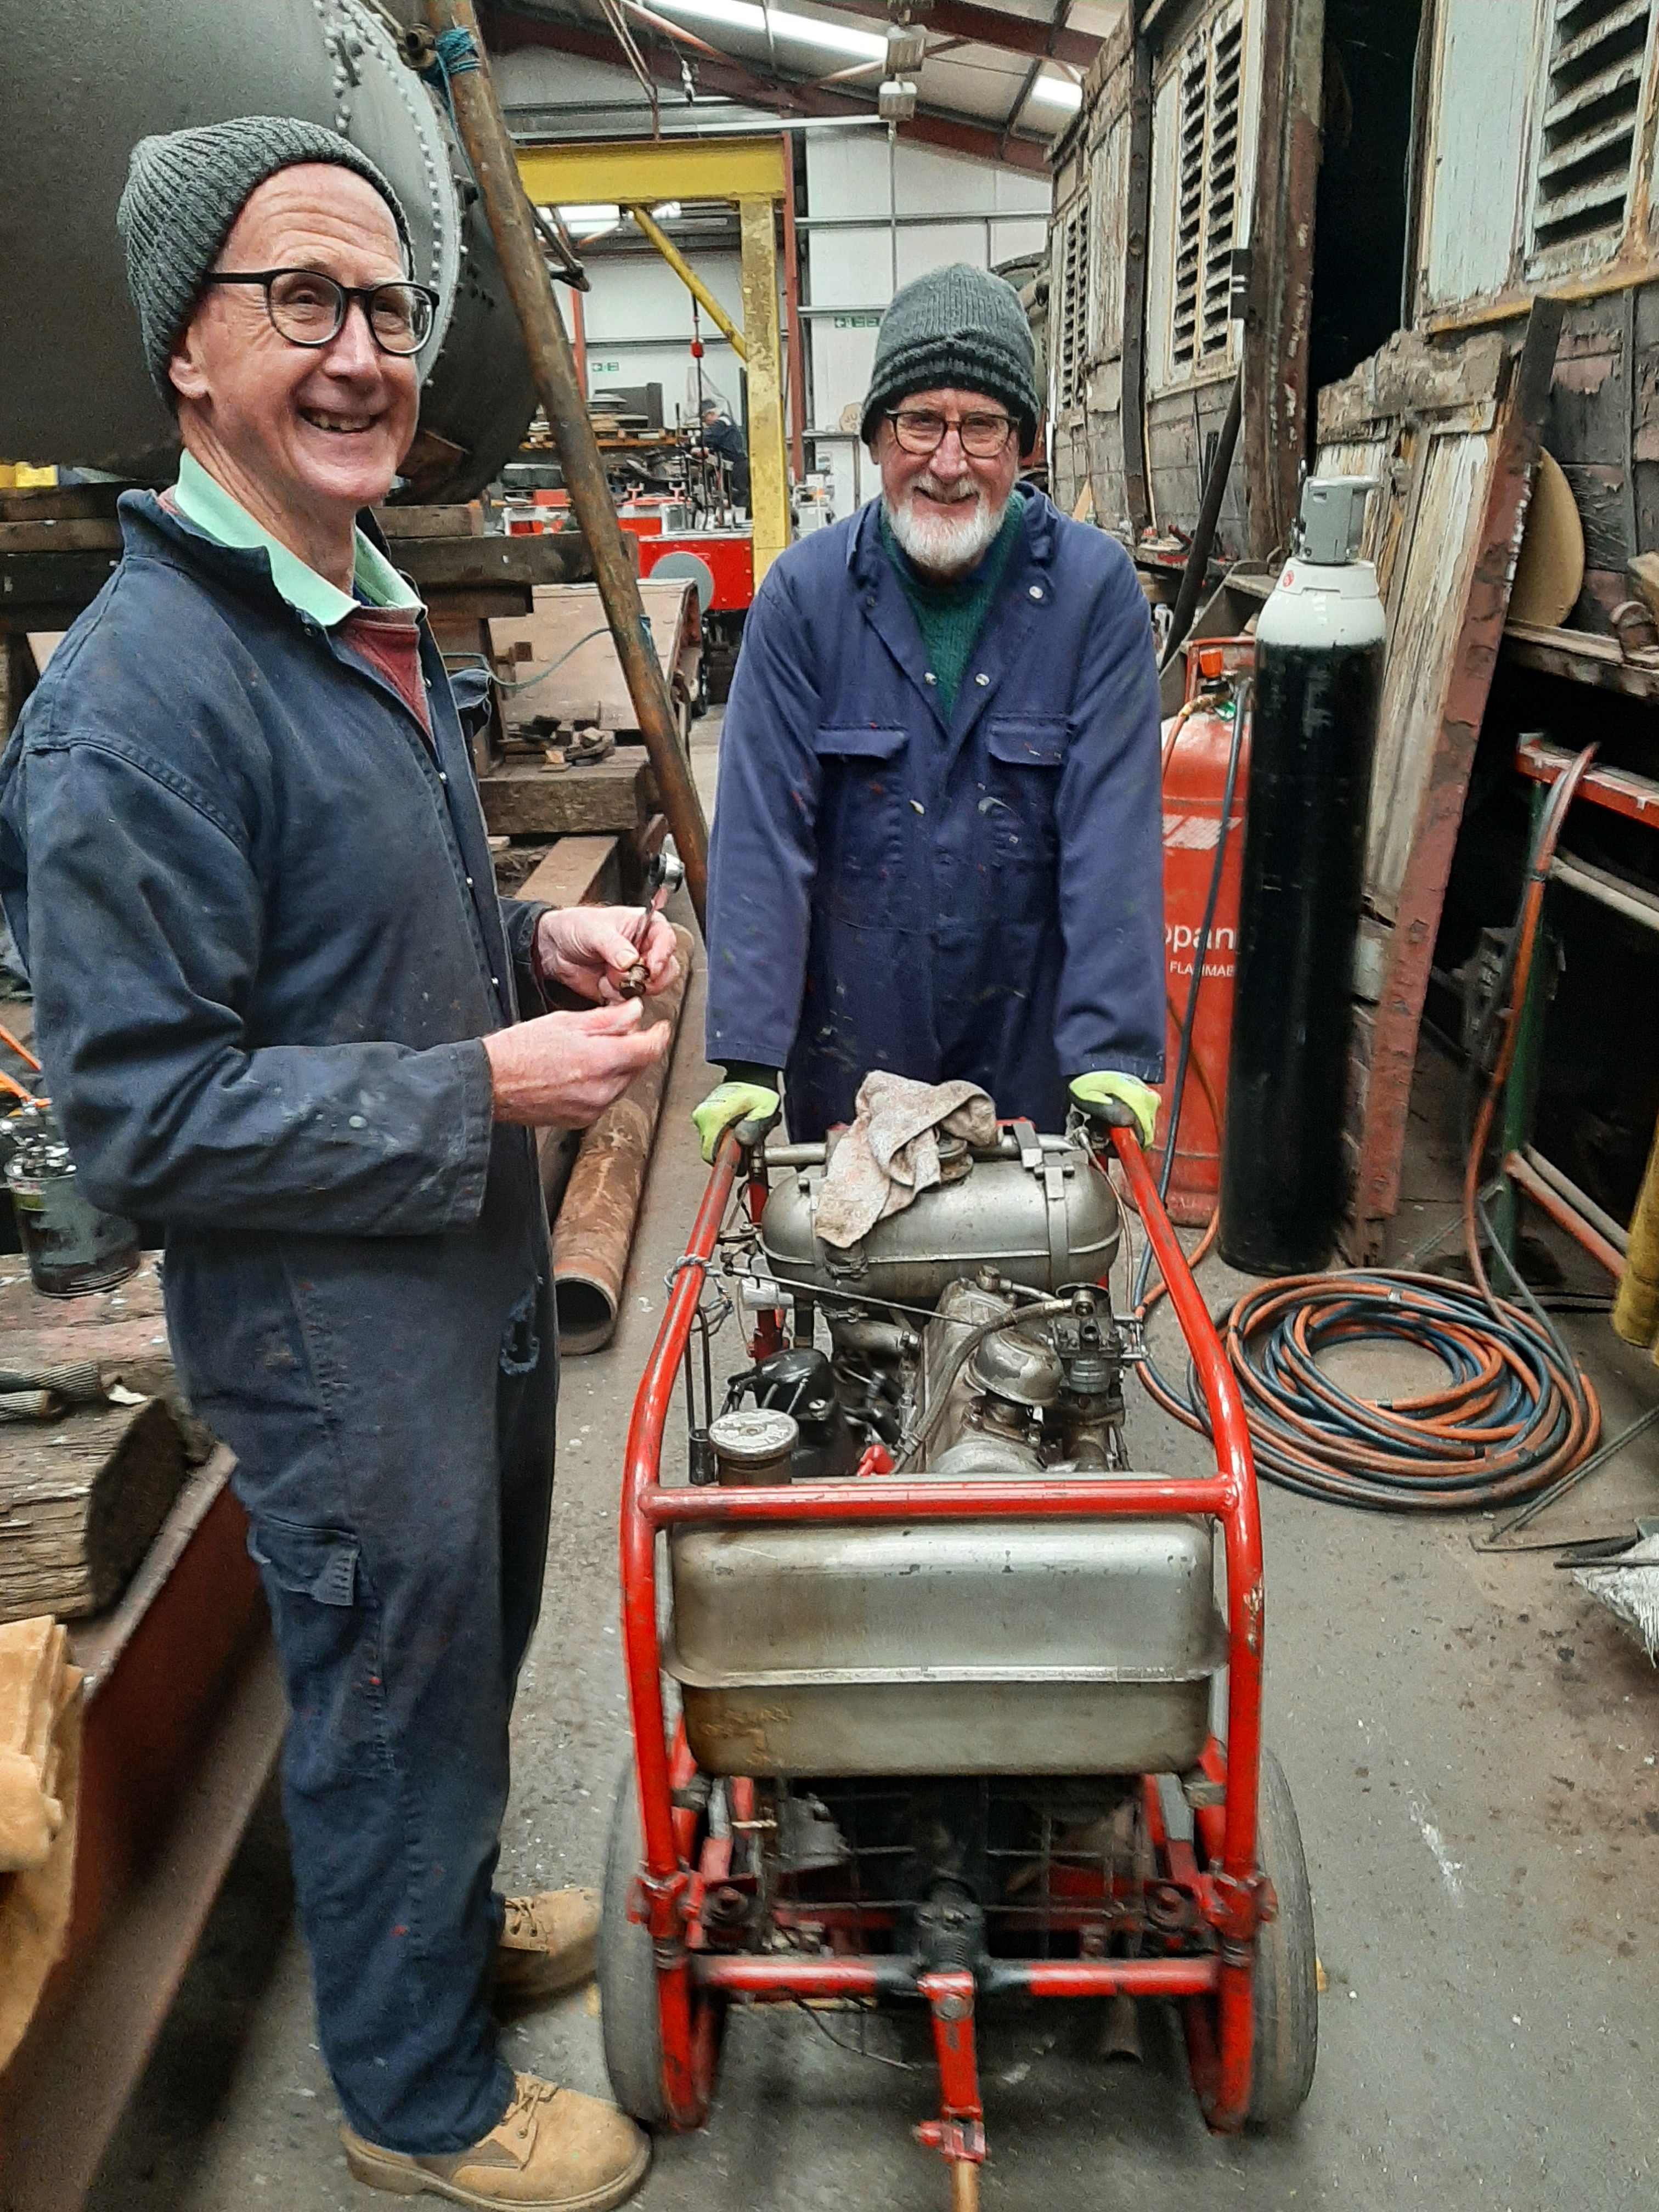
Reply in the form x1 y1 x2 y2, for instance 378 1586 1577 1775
1130 740 1604 1512
1135 1267 1598 1511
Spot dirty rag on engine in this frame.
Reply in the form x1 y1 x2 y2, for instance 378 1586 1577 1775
814 1072 998 1249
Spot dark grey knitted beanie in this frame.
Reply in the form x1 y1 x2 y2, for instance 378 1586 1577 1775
860 263 1040 450
116 117 414 400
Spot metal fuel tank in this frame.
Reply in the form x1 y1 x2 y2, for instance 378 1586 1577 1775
0 0 535 500
759 1132 1120 1304
1220 477 1385 1272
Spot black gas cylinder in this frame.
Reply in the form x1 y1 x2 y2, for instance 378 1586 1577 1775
1219 478 1385 1274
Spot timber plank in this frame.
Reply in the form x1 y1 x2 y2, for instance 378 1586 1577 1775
395 534 594 591
0 1397 187 1624
479 758 653 836
0 486 123 524
0 521 122 553
1345 303 1564 1244
374 503 484 538
1504 619 1659 701
0 549 125 615
516 836 622 908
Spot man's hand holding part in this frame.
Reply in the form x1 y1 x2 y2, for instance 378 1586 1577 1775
486 1000 670 1127
534 905 679 1005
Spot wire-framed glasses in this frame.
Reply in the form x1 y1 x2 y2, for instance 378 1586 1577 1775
202 268 439 356
885 407 1015 459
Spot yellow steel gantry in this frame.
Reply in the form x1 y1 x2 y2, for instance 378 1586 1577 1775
516 138 789 582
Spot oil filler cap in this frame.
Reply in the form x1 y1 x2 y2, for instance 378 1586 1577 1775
708 1407 799 1486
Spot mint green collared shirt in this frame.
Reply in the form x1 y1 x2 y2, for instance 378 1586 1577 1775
170 450 422 625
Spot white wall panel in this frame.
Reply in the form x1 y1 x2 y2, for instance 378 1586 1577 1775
1144 63 1180 393
1421 0 1535 309
802 136 1051 517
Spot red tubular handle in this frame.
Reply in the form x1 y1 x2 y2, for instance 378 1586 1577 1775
1108 1125 1263 2130
619 1132 742 2126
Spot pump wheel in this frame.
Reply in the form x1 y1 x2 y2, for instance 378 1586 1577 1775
599 1762 671 2124
1246 1750 1318 2127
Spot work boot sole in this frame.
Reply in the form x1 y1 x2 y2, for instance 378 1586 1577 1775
342 2129 650 2211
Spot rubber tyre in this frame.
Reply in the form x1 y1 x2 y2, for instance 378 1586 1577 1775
599 1761 670 2126
1246 1750 1318 2128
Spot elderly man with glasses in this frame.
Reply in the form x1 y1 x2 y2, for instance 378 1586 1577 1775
0 120 665 2210
695 262 1165 1162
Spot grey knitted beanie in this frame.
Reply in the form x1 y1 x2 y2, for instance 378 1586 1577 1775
116 117 414 401
860 263 1040 451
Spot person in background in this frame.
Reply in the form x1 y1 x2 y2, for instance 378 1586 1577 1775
697 396 750 509
0 118 667 2212
693 262 1164 1160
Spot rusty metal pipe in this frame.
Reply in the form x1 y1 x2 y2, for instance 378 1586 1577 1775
553 928 695 1353
426 2 710 928
1503 1150 1626 1279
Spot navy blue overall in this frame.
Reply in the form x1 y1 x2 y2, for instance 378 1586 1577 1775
0 496 552 2155
704 491 1166 1137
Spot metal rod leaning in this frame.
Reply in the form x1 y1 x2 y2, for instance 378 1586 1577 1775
425 1 711 928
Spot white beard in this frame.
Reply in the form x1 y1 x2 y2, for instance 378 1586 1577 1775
885 478 1008 577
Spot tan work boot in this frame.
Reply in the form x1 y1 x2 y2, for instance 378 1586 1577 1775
493 1889 600 2013
341 2074 649 2209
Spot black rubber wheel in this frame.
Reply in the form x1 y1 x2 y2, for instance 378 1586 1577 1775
1246 1750 1318 2128
599 1761 670 2125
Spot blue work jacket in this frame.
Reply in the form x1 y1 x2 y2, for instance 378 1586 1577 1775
705 490 1165 1138
0 495 549 1534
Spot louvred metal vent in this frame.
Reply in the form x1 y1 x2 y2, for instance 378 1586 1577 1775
1172 7 1243 369
1057 194 1091 409
1531 0 1655 252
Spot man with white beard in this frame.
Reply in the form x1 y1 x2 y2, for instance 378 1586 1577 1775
696 262 1165 1151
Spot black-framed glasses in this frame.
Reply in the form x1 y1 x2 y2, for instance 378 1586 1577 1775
202 268 439 356
885 407 1015 459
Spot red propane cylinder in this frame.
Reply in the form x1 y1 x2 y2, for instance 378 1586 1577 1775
1153 637 1253 1224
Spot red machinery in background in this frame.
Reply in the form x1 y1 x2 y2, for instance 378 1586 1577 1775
1155 639 1253 1224
636 527 753 616
635 530 754 703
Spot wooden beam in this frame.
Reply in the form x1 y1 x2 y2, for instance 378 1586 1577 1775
517 834 624 906
1242 0 1323 561
489 10 1055 173
1352 301 1566 1241
1119 30 1153 539
479 754 654 835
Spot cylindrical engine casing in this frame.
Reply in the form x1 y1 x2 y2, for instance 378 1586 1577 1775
1220 555 1385 1273
1156 636 1252 1224
759 1141 1119 1305
1 0 535 500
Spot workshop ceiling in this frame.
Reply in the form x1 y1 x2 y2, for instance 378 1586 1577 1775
481 0 1125 172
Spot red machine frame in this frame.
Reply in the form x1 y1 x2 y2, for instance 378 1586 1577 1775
618 1124 1269 2201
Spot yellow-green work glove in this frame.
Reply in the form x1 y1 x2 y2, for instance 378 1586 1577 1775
1069 1071 1160 1149
692 1081 780 1163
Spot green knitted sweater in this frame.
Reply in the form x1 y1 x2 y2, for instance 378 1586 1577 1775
878 487 1028 720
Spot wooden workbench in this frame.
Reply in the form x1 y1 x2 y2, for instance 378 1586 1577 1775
0 1254 280 2209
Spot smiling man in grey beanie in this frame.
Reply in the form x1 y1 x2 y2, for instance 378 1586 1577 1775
696 259 1165 1159
0 119 666 2210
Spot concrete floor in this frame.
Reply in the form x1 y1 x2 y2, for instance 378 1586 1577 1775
87 713 1659 2212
